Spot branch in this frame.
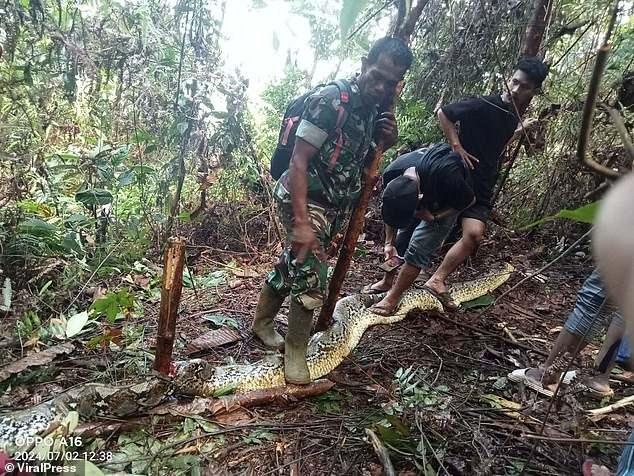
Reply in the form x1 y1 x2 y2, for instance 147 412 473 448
576 0 622 179
395 0 430 43
365 429 396 476
602 104 634 162
587 394 634 416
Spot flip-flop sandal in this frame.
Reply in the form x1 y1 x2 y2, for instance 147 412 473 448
508 368 577 398
576 381 615 400
369 302 401 316
361 284 390 295
420 285 459 310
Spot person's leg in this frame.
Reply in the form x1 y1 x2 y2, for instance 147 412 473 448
424 217 486 295
582 313 624 396
252 281 287 349
519 269 610 389
253 187 296 349
363 219 420 293
371 213 457 315
284 201 338 384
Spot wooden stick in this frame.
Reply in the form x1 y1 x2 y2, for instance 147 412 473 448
523 434 634 446
587 395 634 416
316 84 403 332
154 237 186 375
365 429 396 476
77 380 336 438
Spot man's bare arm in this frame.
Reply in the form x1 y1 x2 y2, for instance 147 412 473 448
438 109 479 169
289 138 320 262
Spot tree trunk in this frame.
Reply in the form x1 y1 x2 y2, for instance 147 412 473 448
522 0 554 57
154 237 186 375
394 0 430 44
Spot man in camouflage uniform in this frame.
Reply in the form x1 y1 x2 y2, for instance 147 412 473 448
253 37 413 384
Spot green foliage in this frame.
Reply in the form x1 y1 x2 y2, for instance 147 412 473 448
521 201 599 230
90 289 136 323
203 313 239 330
462 294 495 310
242 429 276 445
311 389 348 413
183 270 226 289
340 0 371 42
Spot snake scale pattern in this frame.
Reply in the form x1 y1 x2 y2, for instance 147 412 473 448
0 263 513 452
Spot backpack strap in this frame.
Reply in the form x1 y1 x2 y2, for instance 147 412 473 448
328 80 352 171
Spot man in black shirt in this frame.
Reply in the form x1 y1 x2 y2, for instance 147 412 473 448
371 57 548 314
362 144 475 294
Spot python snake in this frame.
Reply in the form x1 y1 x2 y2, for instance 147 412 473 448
0 263 513 452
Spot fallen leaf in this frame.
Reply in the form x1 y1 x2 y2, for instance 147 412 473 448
66 311 90 337
0 343 74 382
213 408 252 426
230 267 260 278
133 274 151 288
187 328 241 354
228 279 244 289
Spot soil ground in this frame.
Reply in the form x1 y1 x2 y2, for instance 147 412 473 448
1 217 633 475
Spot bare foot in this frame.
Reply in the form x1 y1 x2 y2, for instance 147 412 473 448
362 279 391 294
524 366 565 394
582 373 614 398
525 367 545 382
582 459 612 476
370 295 400 316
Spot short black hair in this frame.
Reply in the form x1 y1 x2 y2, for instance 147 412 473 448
382 175 418 229
367 37 413 70
515 56 549 89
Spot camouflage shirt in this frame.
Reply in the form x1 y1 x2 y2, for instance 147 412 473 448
278 80 378 209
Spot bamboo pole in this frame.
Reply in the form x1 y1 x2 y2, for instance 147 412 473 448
154 237 186 375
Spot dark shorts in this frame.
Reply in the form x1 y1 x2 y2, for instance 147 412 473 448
460 202 491 223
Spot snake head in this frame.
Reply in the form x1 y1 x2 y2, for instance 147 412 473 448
172 359 216 395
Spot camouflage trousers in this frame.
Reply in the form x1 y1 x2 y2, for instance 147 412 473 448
266 181 350 310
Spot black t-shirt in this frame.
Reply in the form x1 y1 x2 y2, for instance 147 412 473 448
441 95 518 207
382 144 473 213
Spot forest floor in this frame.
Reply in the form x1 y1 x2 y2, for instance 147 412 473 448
1 215 633 475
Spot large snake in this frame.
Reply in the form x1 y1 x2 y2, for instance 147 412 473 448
0 263 513 452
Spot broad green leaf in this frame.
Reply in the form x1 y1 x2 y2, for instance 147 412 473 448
91 290 134 322
66 310 89 337
62 232 84 254
64 214 92 227
521 201 599 230
203 314 238 330
462 294 495 310
18 218 57 235
131 129 153 144
1 278 11 311
75 189 113 207
340 0 370 41
118 169 136 186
